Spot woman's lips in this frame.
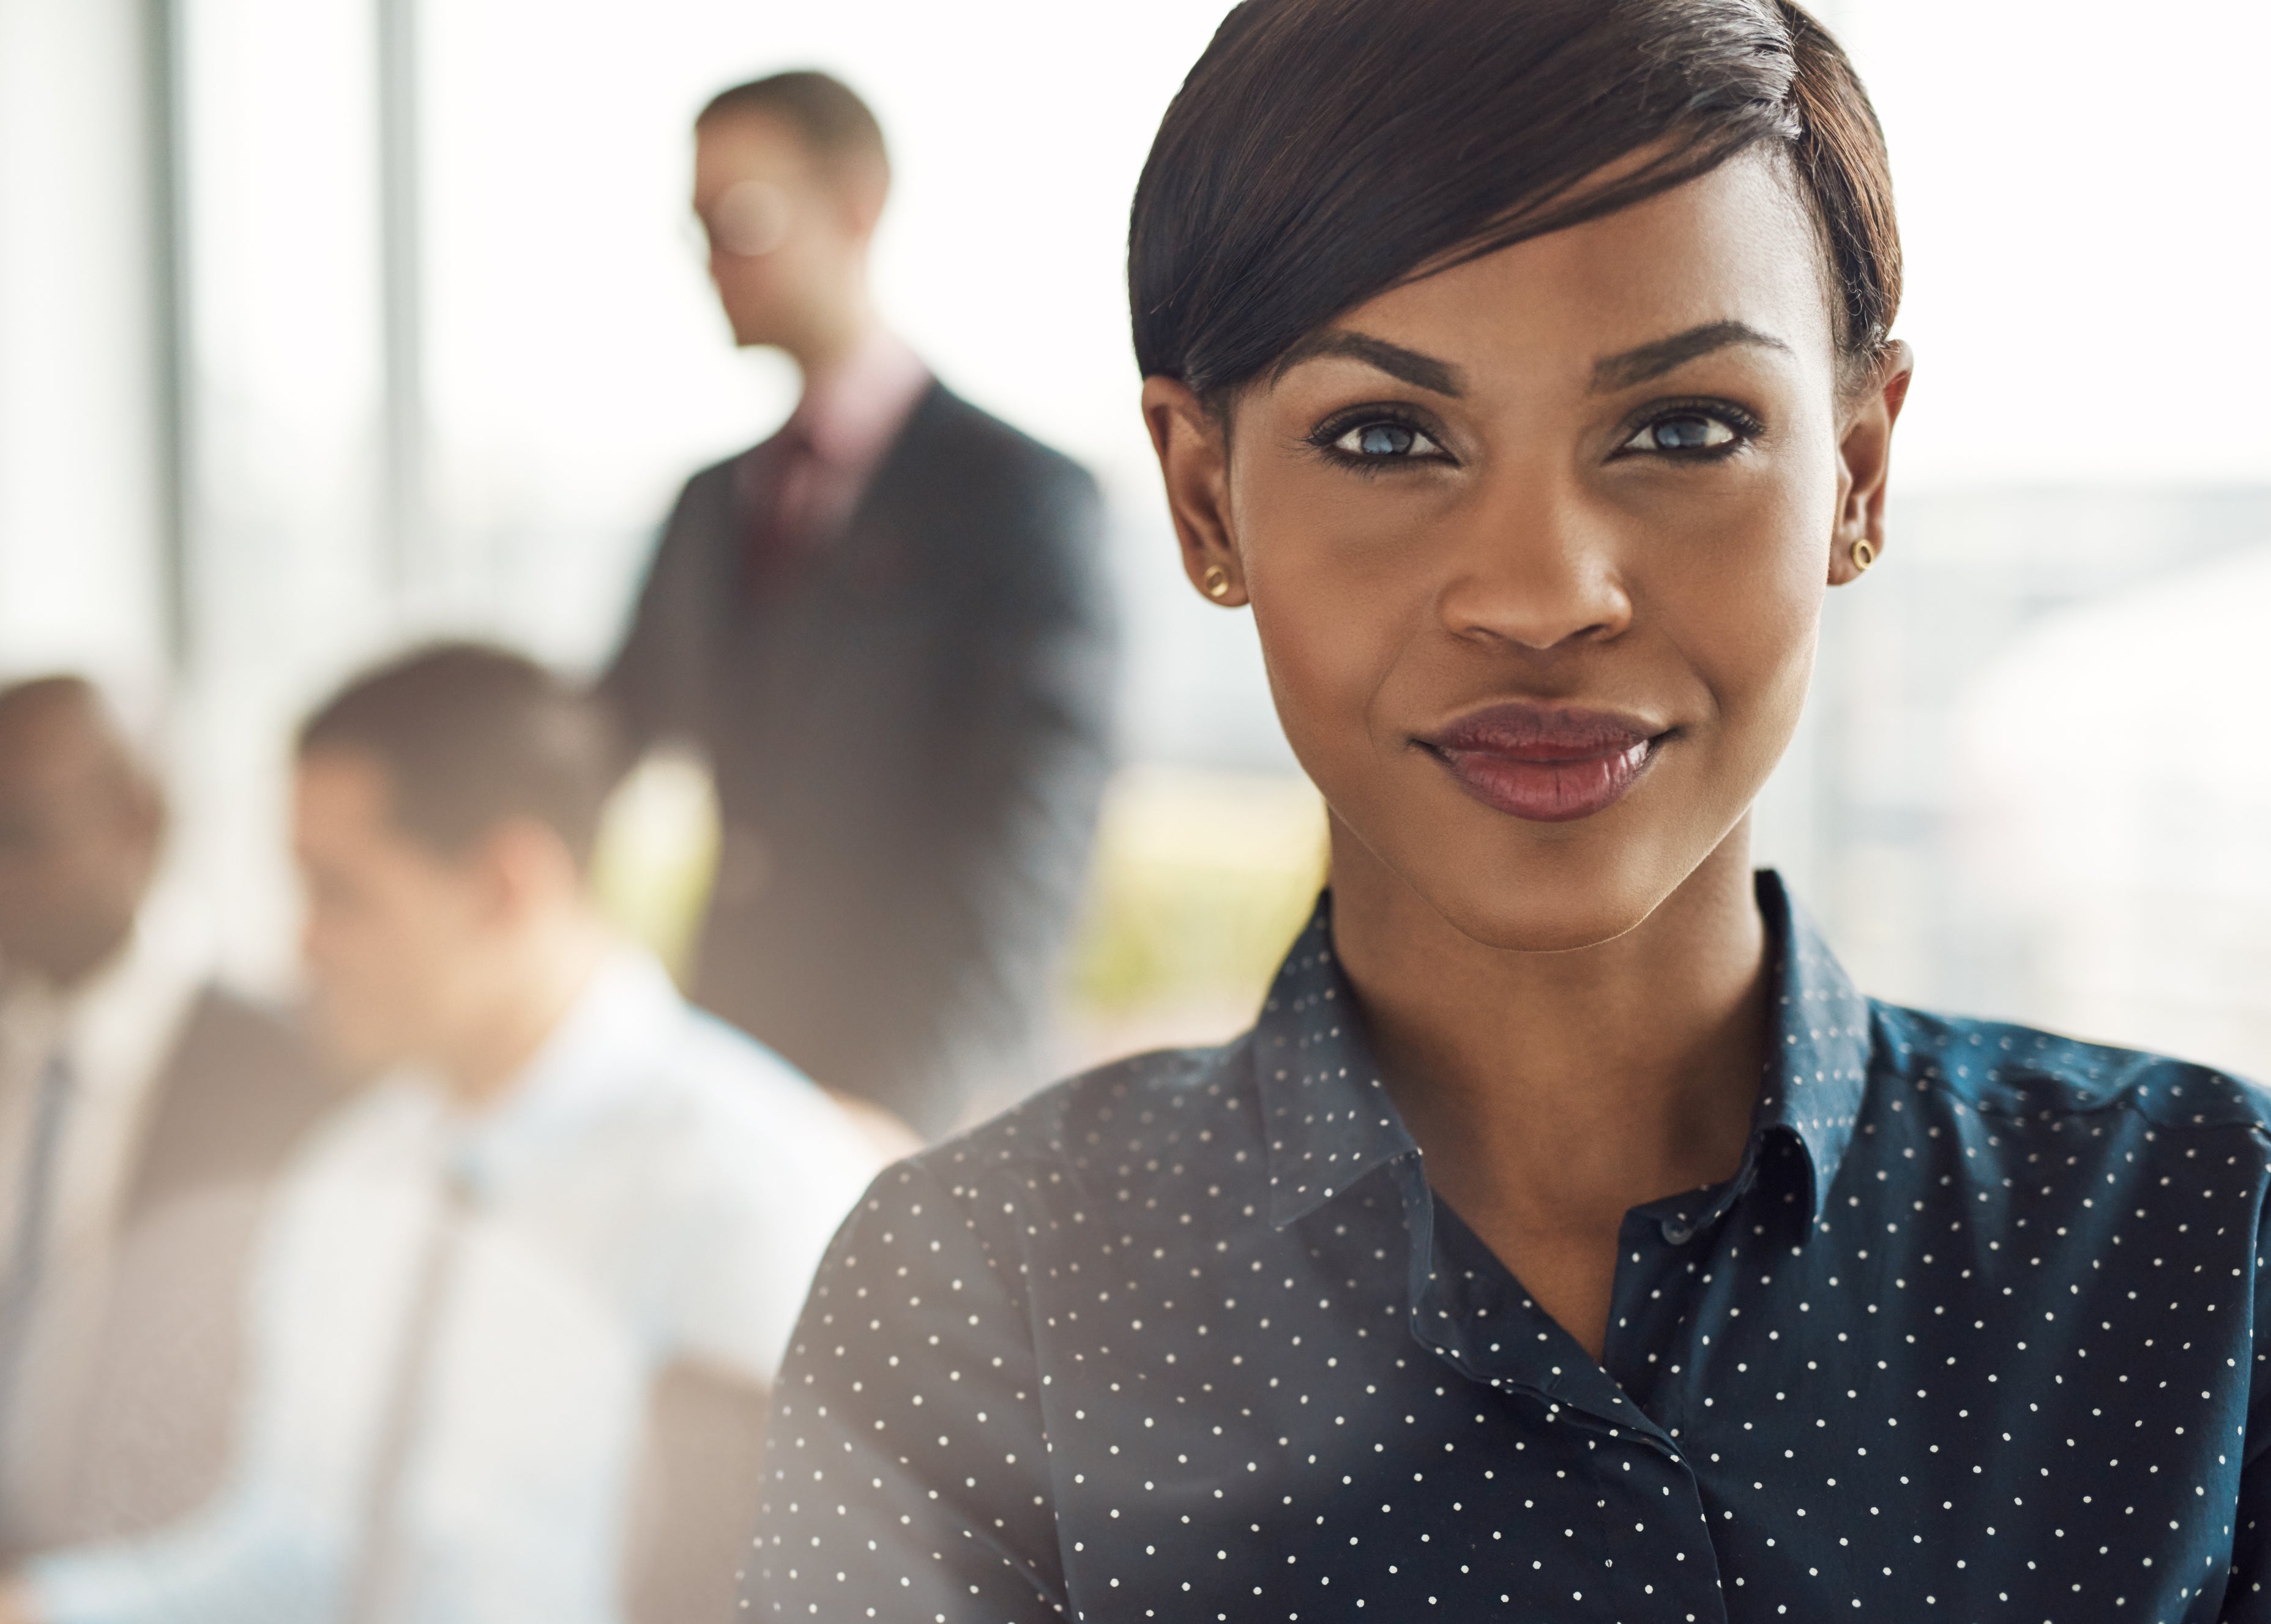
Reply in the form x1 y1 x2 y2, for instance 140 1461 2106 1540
1420 703 1663 824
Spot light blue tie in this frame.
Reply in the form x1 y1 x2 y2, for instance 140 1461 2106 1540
343 1162 476 1624
0 1050 76 1478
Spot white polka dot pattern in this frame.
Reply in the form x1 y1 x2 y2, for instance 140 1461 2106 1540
748 873 2271 1622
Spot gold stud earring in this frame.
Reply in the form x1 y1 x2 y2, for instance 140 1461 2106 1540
1850 538 1876 572
1203 564 1235 600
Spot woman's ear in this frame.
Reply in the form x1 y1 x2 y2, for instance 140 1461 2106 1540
1141 375 1248 607
1829 339 1914 586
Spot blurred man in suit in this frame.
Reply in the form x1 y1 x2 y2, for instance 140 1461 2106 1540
0 677 338 1554
605 72 1117 1139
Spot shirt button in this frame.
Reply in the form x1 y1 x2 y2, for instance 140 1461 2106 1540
1660 1221 1693 1245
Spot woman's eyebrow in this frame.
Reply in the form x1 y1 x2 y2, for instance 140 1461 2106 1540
1590 321 1791 392
1273 330 1465 397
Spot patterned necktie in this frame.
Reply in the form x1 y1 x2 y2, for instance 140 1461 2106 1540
0 1051 75 1477
744 422 825 597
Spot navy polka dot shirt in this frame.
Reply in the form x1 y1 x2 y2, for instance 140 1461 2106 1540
751 873 2271 1621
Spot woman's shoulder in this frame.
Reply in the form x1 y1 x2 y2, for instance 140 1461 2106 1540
861 1038 1261 1226
1865 998 2271 1135
938 1038 1254 1164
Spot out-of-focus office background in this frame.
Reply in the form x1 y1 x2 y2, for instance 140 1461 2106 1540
5 0 2270 1079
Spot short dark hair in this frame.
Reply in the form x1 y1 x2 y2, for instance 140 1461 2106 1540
1130 0 1899 400
697 70 889 181
297 643 622 870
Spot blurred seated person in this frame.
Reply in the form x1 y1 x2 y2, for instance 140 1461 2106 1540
0 644 886 1624
0 677 339 1555
604 71 1117 1139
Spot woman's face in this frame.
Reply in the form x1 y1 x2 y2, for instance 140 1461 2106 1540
1146 153 1910 952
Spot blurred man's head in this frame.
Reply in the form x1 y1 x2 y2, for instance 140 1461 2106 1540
293 645 622 1087
693 71 889 362
0 677 164 988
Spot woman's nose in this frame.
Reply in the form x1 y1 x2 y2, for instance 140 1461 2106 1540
1434 482 1634 654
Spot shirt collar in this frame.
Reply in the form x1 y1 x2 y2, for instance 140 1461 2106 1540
447 947 686 1197
1255 870 1873 1232
1747 869 1872 1224
1253 900 1414 1227
781 327 931 473
1 898 209 1104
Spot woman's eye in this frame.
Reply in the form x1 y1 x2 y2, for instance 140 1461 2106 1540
1332 420 1442 460
1623 413 1739 454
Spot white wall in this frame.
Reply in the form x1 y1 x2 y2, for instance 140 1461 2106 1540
1849 0 2271 491
0 0 167 687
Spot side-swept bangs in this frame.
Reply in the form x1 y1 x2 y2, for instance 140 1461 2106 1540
1129 0 1899 400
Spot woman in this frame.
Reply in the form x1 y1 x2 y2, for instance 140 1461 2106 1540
754 2 2271 1618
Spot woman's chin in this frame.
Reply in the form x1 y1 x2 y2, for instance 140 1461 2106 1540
1409 864 1669 955
1382 828 1718 957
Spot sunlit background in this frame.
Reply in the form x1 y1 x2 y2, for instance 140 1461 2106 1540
5 0 2270 1087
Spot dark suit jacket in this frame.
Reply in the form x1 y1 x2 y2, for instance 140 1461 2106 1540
34 988 343 1548
605 382 1116 1136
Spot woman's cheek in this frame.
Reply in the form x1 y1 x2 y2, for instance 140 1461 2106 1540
1670 497 1829 772
1251 581 1365 750
1248 545 1408 778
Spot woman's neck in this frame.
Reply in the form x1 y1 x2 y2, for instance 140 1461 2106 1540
1329 822 1770 1357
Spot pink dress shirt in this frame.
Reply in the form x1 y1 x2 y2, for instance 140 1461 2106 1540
738 329 932 588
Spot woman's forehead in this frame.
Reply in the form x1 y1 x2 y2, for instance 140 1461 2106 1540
1312 155 1837 391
